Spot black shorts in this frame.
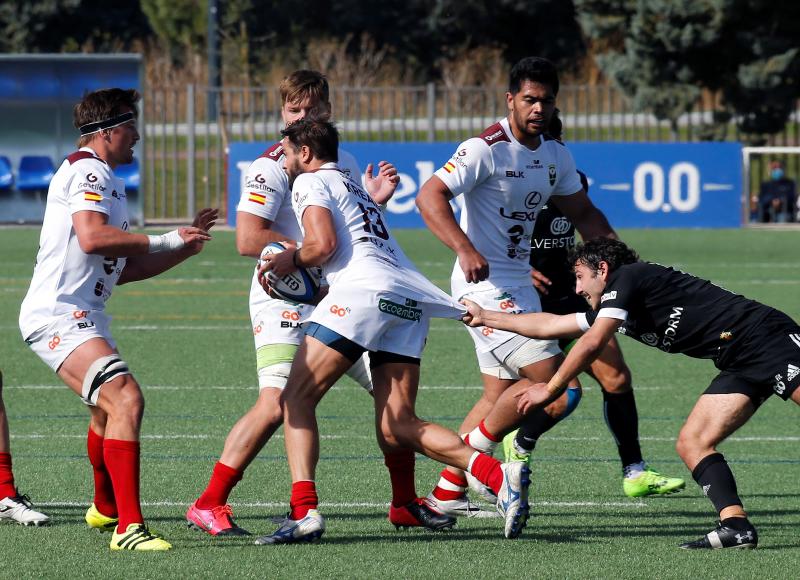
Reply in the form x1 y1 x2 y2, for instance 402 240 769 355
705 310 800 403
540 293 590 351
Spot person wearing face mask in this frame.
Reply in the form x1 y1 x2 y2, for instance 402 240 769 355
758 160 796 223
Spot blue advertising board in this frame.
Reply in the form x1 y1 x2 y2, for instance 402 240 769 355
227 141 742 228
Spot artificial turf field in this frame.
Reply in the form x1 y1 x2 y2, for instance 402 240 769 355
1 226 798 578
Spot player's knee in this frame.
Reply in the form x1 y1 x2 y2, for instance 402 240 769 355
545 386 582 420
597 364 632 394
254 387 284 424
378 408 419 448
81 354 133 407
675 426 708 461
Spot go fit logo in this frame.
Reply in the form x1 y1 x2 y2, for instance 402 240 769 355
48 334 61 350
281 310 300 321
330 304 351 317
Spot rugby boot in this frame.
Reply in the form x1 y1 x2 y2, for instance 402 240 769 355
496 461 531 539
85 503 118 532
110 522 172 551
623 466 685 497
254 509 325 545
186 501 250 536
0 493 50 526
425 492 499 519
389 498 456 530
679 519 757 550
502 429 533 466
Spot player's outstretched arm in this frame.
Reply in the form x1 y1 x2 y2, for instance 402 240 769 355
516 317 621 414
416 176 488 283
462 299 583 339
118 208 218 284
364 161 399 205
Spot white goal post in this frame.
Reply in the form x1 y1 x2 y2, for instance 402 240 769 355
742 146 800 226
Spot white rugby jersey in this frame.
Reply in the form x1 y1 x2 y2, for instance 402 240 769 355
236 142 360 318
20 147 129 339
434 117 582 298
291 163 461 318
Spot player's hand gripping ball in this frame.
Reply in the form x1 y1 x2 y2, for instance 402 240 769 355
259 242 321 303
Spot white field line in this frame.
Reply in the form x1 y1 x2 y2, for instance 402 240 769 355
36 499 647 509
5 384 669 392
11 433 799 443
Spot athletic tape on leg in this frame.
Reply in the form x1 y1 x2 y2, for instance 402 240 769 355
81 355 131 406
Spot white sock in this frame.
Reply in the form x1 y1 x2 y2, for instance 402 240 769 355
624 461 647 479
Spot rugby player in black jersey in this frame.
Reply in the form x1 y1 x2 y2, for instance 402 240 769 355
504 112 684 498
462 237 800 549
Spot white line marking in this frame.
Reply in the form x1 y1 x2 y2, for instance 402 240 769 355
11 433 799 442
36 499 648 509
599 183 631 191
702 184 734 191
5 384 669 392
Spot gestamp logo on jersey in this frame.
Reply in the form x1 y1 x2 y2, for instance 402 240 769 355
378 298 422 322
600 291 617 302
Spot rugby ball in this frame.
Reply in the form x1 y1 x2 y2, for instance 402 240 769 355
260 242 321 303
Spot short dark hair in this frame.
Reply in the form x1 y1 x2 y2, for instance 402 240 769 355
509 56 559 95
569 238 639 273
281 119 339 163
74 88 140 146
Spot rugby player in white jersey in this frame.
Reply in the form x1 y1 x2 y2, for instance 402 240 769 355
0 370 51 526
415 57 617 515
18 88 217 550
253 119 531 545
186 70 447 535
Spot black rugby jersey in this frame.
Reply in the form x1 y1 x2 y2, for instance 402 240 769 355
530 171 588 299
582 261 773 369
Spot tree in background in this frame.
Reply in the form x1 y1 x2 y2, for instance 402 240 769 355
577 0 800 143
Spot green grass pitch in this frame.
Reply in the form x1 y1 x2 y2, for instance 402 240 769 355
1 226 798 578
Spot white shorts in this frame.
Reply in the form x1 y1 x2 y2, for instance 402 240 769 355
251 297 316 350
309 285 431 359
462 285 560 376
24 310 117 372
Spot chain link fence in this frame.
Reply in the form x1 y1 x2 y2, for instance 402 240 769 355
142 84 800 223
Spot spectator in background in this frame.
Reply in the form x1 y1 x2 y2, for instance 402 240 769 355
758 161 796 223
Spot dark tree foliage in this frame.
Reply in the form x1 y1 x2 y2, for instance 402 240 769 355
577 0 800 141
0 0 152 53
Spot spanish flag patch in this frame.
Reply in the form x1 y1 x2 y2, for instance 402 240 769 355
84 192 103 202
248 192 266 205
443 161 456 174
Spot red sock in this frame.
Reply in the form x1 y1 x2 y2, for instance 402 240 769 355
289 480 318 519
384 450 417 507
0 452 15 498
196 462 243 509
468 453 504 495
87 428 117 517
478 420 502 442
432 469 468 502
103 439 143 532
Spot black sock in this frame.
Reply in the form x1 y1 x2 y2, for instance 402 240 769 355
602 389 642 468
721 516 751 531
516 407 560 452
692 453 743 514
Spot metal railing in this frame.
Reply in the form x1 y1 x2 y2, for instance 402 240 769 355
142 83 800 223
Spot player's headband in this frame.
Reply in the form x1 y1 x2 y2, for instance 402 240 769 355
79 111 135 135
